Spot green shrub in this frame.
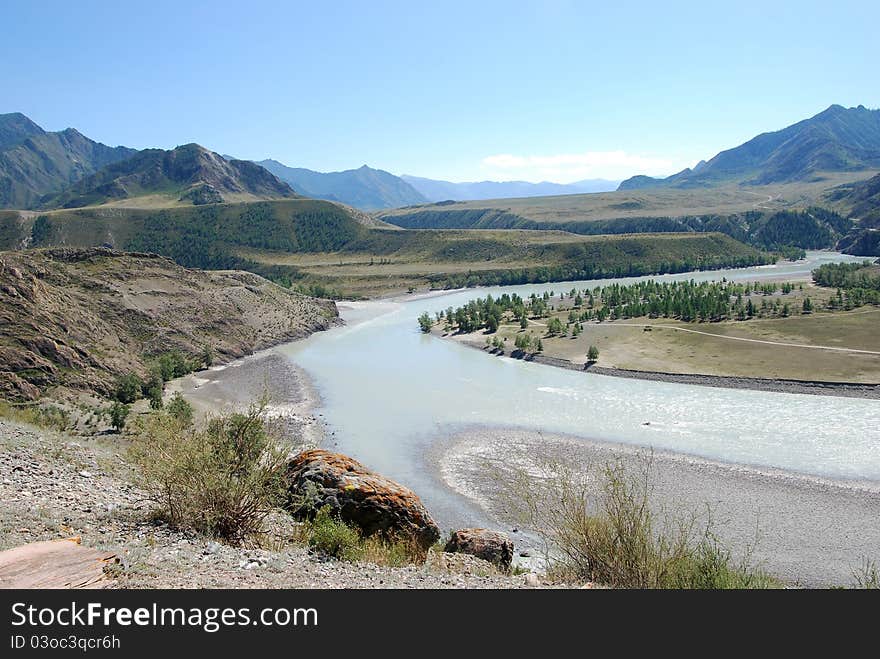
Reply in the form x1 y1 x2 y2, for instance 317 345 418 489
114 373 143 404
506 458 780 589
143 376 164 410
128 399 287 544
152 350 197 382
306 507 363 560
166 392 193 425
302 507 426 566
109 402 130 431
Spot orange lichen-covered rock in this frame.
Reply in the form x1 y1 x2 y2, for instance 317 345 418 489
285 449 441 550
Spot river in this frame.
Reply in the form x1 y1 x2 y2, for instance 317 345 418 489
273 251 879 532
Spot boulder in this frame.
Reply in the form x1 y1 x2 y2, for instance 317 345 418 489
444 528 514 572
285 449 440 550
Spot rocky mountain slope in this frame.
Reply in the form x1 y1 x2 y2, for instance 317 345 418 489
620 105 880 190
0 113 137 209
0 248 338 401
44 144 297 209
258 160 426 210
830 173 880 255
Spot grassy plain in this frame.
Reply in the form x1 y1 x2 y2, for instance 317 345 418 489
449 283 880 383
377 173 878 226
240 230 766 298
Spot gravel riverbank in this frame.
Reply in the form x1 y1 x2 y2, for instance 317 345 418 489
0 419 538 589
436 426 880 587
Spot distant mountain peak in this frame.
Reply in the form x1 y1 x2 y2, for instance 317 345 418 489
618 104 880 191
400 174 621 201
257 159 427 210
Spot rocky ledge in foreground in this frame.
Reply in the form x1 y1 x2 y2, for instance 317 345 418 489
0 247 340 401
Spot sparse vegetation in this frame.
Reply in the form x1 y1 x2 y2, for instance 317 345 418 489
302 506 428 566
0 400 70 431
129 399 288 545
852 559 879 589
506 457 780 589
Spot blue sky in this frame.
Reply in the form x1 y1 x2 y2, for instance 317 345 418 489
3 0 877 182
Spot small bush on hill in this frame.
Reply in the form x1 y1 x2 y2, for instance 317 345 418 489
114 373 143 404
129 398 287 545
109 402 130 431
301 506 428 566
165 392 193 425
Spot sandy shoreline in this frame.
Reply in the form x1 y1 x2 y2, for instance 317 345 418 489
169 347 328 449
436 426 880 587
446 333 880 399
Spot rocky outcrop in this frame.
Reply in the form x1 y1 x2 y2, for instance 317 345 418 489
285 450 441 550
444 528 514 572
0 248 339 401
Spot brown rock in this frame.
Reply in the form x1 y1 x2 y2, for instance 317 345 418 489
285 449 440 550
0 372 42 401
444 528 514 572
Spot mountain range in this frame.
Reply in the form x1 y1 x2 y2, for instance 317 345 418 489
400 175 620 202
0 112 137 208
4 106 880 228
619 104 880 190
257 160 426 210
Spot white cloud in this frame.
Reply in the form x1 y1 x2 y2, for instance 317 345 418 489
480 150 686 183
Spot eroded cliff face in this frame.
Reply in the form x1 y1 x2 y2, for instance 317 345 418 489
0 247 339 401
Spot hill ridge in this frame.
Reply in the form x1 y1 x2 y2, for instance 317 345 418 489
43 144 297 209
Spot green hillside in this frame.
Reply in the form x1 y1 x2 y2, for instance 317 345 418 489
0 198 772 298
825 173 880 256
377 191 853 251
242 229 772 296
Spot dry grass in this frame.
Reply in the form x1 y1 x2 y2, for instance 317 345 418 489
378 172 877 224
0 400 71 432
128 398 289 545
502 455 781 589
